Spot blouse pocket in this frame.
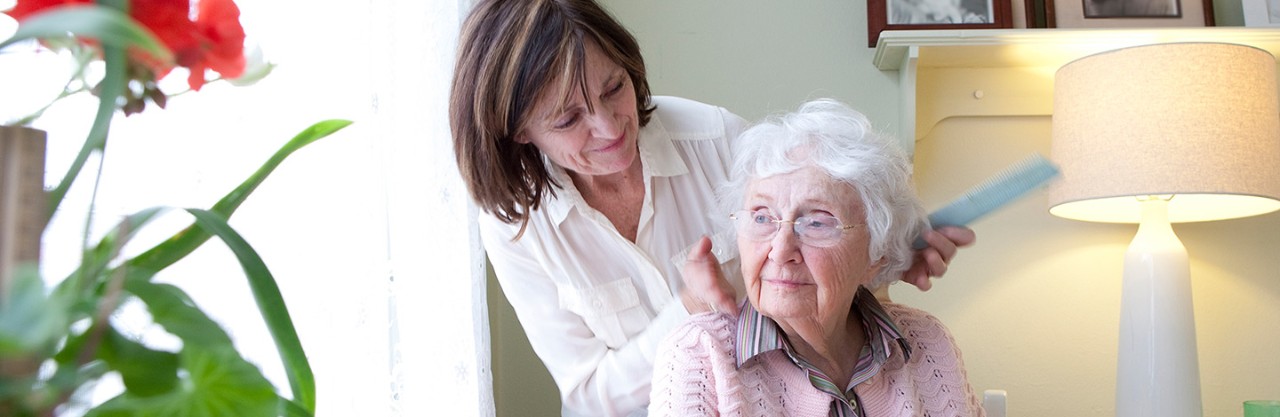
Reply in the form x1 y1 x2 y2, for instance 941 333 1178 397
558 279 642 348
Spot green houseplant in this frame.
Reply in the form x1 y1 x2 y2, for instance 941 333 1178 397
0 1 344 415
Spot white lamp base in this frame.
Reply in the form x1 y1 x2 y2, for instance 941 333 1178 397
1116 197 1202 417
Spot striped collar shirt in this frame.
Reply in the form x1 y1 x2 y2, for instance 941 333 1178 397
734 286 913 417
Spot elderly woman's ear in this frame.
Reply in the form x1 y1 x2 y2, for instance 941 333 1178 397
680 236 740 316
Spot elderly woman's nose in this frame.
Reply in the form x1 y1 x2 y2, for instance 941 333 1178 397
767 225 803 263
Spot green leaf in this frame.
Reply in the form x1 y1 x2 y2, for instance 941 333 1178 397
210 120 353 217
85 346 277 417
54 207 167 300
278 397 314 417
123 280 233 348
86 280 281 416
2 359 111 416
0 264 67 356
108 118 349 414
127 119 352 273
0 6 172 63
98 327 179 397
182 208 315 413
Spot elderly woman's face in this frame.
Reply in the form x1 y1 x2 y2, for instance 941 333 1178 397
515 39 640 178
738 167 881 322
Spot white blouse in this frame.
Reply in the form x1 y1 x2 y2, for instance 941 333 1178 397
479 96 747 417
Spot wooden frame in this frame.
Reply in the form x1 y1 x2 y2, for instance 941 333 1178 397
1045 0 1214 27
867 0 1013 47
1243 0 1280 26
0 126 45 302
1013 0 1051 27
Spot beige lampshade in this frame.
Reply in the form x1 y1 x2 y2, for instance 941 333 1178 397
1049 42 1280 224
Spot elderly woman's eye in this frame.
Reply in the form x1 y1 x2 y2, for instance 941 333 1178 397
804 216 838 230
751 213 771 224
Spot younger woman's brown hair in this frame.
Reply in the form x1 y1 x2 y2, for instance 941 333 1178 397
449 0 655 239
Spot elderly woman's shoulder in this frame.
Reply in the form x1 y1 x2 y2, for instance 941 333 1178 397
657 312 738 357
878 301 956 342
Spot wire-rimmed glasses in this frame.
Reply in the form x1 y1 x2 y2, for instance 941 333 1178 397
729 209 860 248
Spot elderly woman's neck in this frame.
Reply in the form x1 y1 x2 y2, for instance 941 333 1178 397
778 309 868 386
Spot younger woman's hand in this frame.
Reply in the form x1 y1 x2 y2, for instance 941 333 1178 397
902 226 976 291
679 236 738 316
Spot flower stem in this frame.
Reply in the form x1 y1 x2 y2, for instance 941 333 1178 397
55 45 126 294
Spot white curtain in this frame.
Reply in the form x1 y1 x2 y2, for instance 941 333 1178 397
21 0 492 415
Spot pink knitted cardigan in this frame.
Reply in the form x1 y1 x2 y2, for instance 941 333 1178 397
648 302 984 416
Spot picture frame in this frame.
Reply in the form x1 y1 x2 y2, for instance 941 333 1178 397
867 0 1014 47
1242 0 1280 26
1044 0 1214 27
1013 0 1051 27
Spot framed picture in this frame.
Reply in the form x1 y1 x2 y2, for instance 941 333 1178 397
1045 0 1214 27
867 0 1014 47
1243 0 1280 26
1013 0 1052 27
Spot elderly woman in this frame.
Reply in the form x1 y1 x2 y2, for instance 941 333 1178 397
649 99 984 416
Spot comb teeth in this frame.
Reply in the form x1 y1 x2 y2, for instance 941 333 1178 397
912 153 1061 249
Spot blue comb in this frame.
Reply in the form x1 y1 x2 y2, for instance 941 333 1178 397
912 153 1061 249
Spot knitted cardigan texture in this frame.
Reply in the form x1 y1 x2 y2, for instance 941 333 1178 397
648 302 984 417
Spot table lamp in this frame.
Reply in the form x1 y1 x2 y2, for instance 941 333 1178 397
1048 42 1280 417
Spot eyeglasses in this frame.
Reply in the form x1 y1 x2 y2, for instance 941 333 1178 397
729 209 860 248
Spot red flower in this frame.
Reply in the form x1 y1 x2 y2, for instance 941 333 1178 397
6 0 91 20
185 0 246 90
6 0 246 91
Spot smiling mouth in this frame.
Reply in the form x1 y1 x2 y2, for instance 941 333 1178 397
594 134 627 152
763 279 811 289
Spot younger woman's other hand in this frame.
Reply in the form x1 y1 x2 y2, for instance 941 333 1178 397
902 226 976 291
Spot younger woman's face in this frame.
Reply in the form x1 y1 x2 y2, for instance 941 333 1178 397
517 39 640 179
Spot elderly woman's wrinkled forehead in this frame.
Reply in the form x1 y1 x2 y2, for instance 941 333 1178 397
746 163 861 201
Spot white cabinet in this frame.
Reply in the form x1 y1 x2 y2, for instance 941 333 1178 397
873 28 1280 155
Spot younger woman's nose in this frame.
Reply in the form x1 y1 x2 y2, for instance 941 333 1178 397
586 109 622 139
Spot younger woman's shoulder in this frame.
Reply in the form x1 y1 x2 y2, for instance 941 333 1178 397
651 95 722 114
650 96 745 136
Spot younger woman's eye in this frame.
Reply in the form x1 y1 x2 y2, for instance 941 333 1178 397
552 113 579 129
604 80 624 97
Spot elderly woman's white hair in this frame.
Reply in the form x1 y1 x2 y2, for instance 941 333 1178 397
719 98 928 288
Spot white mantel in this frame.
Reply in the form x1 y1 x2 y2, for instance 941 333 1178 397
873 28 1280 154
